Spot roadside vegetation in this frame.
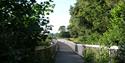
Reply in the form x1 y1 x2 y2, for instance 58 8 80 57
57 0 125 63
0 0 55 63
83 47 118 63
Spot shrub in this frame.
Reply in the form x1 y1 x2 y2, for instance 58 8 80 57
83 47 118 63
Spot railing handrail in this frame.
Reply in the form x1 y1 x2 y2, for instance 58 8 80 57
83 44 118 50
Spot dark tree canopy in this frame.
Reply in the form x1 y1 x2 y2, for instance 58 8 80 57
0 0 54 63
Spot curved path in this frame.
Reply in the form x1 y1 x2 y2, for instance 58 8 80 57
55 42 84 63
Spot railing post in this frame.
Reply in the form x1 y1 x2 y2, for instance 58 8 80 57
75 44 78 52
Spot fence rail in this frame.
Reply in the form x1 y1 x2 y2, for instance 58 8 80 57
57 39 119 63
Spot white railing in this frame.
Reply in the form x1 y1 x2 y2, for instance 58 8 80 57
57 39 118 56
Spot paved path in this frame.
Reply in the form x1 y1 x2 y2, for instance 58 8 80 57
55 42 84 63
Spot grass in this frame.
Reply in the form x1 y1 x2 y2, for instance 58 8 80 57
67 38 80 43
83 47 110 63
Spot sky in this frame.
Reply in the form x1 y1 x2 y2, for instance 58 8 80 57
37 0 76 33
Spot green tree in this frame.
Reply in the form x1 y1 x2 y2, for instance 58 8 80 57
68 0 125 62
68 0 121 44
0 0 54 63
109 1 125 62
58 26 70 38
58 26 66 32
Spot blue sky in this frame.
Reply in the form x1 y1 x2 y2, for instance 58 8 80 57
37 0 76 33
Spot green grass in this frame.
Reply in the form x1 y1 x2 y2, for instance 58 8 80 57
83 48 110 63
67 38 79 43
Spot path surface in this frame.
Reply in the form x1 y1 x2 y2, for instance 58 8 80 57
55 42 84 63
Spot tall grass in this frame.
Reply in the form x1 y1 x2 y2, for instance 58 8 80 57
83 47 118 63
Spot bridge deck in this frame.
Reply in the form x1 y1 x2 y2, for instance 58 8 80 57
55 42 84 63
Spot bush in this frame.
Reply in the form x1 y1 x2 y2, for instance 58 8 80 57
83 47 118 63
0 0 54 63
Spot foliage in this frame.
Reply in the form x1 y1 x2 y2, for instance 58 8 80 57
84 48 94 63
58 26 70 38
109 1 125 63
57 32 70 38
84 47 113 63
68 0 124 45
100 1 125 62
68 0 125 62
99 1 125 45
68 0 108 44
0 0 54 63
69 0 125 63
35 44 57 63
58 26 66 32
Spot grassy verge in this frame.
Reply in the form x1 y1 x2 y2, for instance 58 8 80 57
67 38 79 43
83 47 118 63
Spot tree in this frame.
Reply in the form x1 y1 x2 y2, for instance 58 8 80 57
68 0 121 44
68 0 125 62
58 26 66 32
69 0 125 63
58 26 70 38
0 0 54 63
109 1 125 62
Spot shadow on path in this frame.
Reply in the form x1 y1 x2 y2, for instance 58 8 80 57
55 42 84 63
